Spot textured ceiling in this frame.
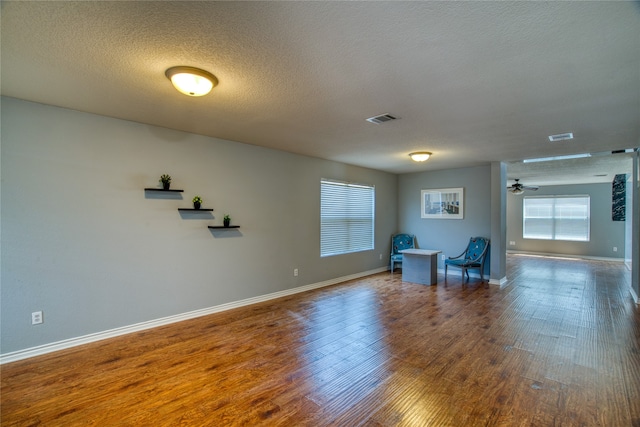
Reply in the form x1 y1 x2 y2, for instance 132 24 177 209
1 1 638 183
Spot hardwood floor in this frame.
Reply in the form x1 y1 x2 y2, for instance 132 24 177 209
2 255 639 426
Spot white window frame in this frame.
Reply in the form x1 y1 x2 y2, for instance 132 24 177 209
523 195 591 242
320 179 375 257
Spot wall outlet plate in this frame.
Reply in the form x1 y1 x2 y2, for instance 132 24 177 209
31 311 43 325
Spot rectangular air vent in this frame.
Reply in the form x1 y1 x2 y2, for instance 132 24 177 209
548 132 574 142
366 113 397 124
611 148 636 154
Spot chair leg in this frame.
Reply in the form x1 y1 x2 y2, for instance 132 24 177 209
444 264 448 279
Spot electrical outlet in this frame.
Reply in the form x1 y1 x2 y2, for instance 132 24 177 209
613 247 617 252
32 311 43 325
510 241 516 246
441 254 445 261
293 268 299 277
379 254 383 260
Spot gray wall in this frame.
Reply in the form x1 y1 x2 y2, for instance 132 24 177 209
630 152 639 301
506 183 625 258
0 97 398 354
398 165 492 273
490 162 507 283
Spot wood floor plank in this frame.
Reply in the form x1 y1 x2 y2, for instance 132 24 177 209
2 255 638 426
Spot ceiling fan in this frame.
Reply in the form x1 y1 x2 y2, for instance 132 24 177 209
508 179 539 195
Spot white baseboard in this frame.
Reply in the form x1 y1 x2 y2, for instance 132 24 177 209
0 267 388 364
507 250 625 262
631 287 639 305
489 276 508 287
437 268 486 280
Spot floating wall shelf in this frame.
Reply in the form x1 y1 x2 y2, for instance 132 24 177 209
144 188 184 192
178 208 214 212
208 225 240 229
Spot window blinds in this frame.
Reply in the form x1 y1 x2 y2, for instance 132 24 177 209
320 179 375 257
523 196 590 241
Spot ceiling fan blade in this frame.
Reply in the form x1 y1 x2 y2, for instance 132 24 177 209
508 179 538 192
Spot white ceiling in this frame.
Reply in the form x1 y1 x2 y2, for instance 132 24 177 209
1 1 638 183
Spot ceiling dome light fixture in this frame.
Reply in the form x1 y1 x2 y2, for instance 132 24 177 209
165 66 218 97
409 152 432 162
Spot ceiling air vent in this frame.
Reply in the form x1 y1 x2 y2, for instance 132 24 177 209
366 113 397 124
548 132 574 142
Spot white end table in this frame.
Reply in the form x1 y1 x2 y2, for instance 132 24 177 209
400 249 442 285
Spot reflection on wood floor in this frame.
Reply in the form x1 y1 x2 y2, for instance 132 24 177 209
1 255 639 426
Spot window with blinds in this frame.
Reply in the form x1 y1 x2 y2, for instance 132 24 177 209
523 195 590 241
320 179 375 257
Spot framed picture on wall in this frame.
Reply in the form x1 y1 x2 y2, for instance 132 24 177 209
421 187 464 219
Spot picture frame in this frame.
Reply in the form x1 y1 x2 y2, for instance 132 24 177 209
421 187 464 219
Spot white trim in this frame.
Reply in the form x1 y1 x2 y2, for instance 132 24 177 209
507 250 625 263
437 268 485 280
1 267 387 364
489 276 508 287
631 286 639 305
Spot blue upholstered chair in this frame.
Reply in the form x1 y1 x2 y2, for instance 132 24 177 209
445 237 489 282
390 233 415 271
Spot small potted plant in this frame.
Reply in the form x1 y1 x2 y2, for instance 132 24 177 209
223 214 231 227
159 174 171 190
192 196 203 210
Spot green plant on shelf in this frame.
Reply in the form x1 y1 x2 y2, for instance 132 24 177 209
192 195 203 209
159 174 172 189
